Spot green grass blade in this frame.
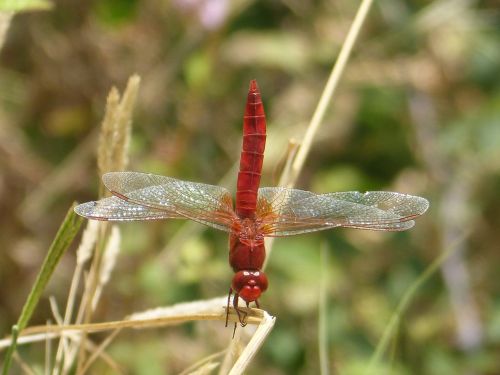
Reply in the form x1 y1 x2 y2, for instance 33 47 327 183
1 204 83 375
318 242 330 375
365 231 471 373
1 325 18 375
0 0 52 12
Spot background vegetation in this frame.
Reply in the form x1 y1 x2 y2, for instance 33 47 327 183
1 0 499 373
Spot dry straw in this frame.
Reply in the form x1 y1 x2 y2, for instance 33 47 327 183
1 298 274 374
91 225 121 310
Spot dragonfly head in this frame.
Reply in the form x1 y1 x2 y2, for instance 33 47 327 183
232 270 268 303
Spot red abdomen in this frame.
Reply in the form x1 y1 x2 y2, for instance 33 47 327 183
235 80 267 218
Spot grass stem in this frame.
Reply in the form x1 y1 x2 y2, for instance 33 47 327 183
1 205 83 375
365 230 472 372
288 0 374 186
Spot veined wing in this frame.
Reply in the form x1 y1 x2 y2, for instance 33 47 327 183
257 187 429 236
75 196 179 221
76 172 237 232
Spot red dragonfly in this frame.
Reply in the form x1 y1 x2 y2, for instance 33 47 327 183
75 80 428 324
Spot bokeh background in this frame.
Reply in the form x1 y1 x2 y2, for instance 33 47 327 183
1 0 499 374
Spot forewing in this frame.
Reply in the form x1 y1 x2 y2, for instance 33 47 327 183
80 172 236 232
75 196 178 221
257 187 429 236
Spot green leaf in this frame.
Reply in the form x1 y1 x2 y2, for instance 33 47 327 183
1 326 18 375
1 204 83 375
0 0 52 12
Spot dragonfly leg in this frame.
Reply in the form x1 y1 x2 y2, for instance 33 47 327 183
255 299 260 309
233 293 248 327
232 321 238 339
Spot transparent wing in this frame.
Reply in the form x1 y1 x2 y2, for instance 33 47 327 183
76 172 236 232
75 196 179 221
257 187 429 236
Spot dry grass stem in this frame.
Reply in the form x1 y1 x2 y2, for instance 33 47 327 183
59 332 123 375
45 321 52 375
263 140 300 269
92 225 121 310
19 314 231 335
265 0 374 268
13 352 35 375
76 329 122 375
49 297 64 325
97 88 120 178
76 220 100 265
277 140 300 188
74 270 93 325
288 0 374 187
187 362 220 375
179 350 227 375
4 312 261 347
127 296 229 321
64 335 124 375
0 332 61 349
97 74 140 178
54 219 100 374
219 327 243 375
111 75 140 171
0 330 120 373
2 297 267 345
227 311 276 375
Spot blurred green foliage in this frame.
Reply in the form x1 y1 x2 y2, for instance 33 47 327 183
0 0 51 12
1 0 499 374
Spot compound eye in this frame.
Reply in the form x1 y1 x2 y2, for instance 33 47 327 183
231 271 268 303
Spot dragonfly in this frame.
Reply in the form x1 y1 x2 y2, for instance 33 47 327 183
75 80 429 325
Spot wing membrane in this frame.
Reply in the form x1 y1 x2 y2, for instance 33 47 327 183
257 187 429 236
75 196 178 221
76 172 236 232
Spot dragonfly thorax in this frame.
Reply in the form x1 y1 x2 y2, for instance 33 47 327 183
237 217 264 247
